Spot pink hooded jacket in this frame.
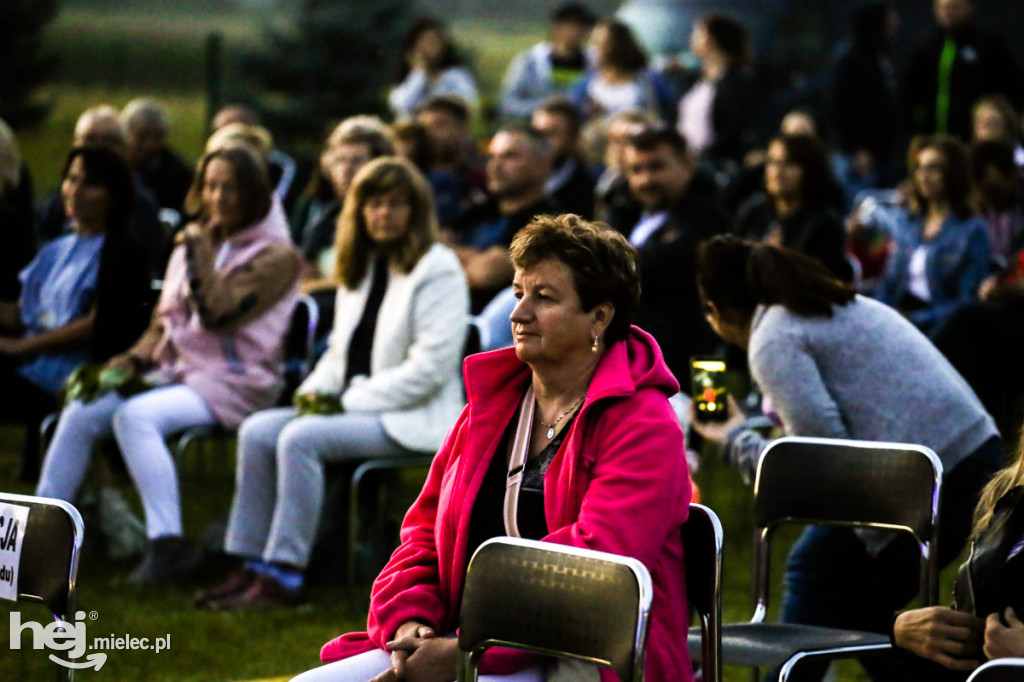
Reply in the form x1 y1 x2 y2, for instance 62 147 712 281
151 206 300 427
321 326 693 682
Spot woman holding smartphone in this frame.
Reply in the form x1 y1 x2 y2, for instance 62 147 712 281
691 235 1001 680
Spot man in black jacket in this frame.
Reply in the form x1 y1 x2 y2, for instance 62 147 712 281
122 98 194 218
531 97 596 219
620 125 731 384
903 0 1024 140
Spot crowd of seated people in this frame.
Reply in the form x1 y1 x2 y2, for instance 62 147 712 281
6 0 1024 679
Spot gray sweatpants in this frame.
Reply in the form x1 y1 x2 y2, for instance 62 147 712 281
224 407 412 568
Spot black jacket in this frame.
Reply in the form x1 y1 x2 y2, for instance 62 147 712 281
955 486 1024 620
631 174 732 386
548 158 596 220
829 44 898 160
738 194 853 283
706 65 758 164
0 164 36 301
137 147 194 215
92 232 154 362
903 23 1024 139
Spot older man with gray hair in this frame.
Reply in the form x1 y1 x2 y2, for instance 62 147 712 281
121 98 193 216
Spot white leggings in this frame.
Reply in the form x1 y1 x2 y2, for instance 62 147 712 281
290 648 545 682
36 385 217 538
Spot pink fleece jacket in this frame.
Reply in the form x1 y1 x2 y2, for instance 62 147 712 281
152 208 299 427
320 326 693 682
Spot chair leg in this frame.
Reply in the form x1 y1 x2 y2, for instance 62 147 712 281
346 456 433 590
347 465 363 592
455 651 480 682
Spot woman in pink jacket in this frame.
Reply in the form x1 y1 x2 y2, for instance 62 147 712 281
292 214 693 682
37 144 300 584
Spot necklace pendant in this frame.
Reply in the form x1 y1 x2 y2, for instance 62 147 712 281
546 426 555 439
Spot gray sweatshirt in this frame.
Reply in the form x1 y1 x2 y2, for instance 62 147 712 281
725 295 997 483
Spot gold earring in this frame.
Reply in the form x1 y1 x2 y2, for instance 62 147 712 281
591 335 599 353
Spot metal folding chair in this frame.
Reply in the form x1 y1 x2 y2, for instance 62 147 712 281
966 658 1024 681
683 503 724 682
1 492 85 681
345 453 434 590
456 536 653 682
345 318 476 587
702 436 943 681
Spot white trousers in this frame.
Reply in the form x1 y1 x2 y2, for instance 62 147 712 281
290 648 545 682
36 385 217 538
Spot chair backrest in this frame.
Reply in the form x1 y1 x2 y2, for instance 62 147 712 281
682 504 723 682
966 658 1024 681
0 492 83 621
457 537 652 682
751 436 942 621
281 293 319 401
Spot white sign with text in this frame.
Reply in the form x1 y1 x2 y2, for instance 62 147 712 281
0 502 30 601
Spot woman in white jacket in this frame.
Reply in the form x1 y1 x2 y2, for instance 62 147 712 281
198 158 469 610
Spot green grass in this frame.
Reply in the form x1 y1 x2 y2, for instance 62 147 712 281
0 426 369 681
2 418 922 682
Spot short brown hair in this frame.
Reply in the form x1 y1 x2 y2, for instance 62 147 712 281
510 214 639 343
335 157 437 289
326 115 395 158
416 95 471 125
185 145 272 230
627 121 690 160
537 96 583 139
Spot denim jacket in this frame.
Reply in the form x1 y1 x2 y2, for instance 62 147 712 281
873 208 991 334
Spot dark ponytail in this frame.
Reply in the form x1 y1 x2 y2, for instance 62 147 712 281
697 235 855 318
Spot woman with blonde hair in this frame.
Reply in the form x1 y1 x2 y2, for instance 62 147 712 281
892 425 1024 678
195 157 469 610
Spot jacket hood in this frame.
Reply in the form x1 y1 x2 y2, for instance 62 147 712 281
233 194 292 248
463 325 679 410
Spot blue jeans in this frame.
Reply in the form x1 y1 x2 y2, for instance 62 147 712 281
777 437 1003 681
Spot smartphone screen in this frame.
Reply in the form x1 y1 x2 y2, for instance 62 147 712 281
691 357 728 421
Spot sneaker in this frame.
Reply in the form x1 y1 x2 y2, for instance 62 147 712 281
210 574 304 611
194 566 258 608
129 536 199 585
